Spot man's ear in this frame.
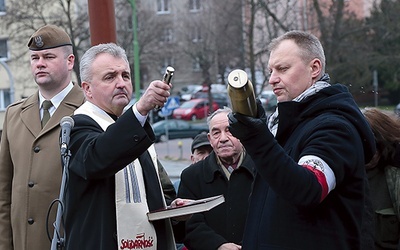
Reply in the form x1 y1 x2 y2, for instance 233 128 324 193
310 58 322 79
67 54 75 70
81 81 92 99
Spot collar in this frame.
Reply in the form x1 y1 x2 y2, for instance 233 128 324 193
74 101 116 131
216 150 245 179
39 82 73 109
268 75 330 136
203 151 255 183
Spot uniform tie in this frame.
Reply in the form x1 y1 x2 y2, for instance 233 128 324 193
41 100 53 128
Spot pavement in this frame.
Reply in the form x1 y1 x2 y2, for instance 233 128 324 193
159 158 190 183
154 139 193 183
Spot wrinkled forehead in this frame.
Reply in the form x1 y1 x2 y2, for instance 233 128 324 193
209 112 229 129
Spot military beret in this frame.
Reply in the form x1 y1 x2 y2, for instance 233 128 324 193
27 24 72 51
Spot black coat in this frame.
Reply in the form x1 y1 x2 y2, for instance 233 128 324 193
64 107 176 250
238 84 376 250
177 151 255 250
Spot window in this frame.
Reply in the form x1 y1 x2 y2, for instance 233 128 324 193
189 0 201 12
192 57 201 71
191 27 202 43
0 89 11 111
160 28 173 43
0 39 8 60
157 0 170 13
0 0 5 14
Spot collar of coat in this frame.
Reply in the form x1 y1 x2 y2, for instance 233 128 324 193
202 151 256 183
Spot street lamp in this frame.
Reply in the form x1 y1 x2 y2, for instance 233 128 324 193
127 0 141 101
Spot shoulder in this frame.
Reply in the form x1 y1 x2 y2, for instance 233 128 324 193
181 161 204 177
8 98 25 108
5 97 30 115
242 153 256 172
5 100 23 115
72 114 103 131
181 153 219 177
63 84 85 107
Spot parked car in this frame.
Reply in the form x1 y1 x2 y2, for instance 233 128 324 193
179 85 203 101
259 90 277 112
192 91 229 108
172 98 219 121
152 119 209 142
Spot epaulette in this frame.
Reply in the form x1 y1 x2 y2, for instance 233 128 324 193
7 98 27 108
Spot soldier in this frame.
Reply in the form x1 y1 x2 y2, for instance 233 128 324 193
0 24 85 250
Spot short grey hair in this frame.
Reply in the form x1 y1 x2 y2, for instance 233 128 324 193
61 45 73 58
207 106 232 128
80 43 129 82
268 30 326 77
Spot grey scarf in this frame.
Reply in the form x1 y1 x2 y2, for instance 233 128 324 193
267 74 331 136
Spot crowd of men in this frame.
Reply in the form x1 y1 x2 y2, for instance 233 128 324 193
0 24 398 250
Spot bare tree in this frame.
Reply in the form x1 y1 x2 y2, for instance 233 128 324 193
115 0 174 90
3 0 90 88
364 0 400 104
173 0 244 112
244 0 300 95
311 0 376 100
244 0 377 103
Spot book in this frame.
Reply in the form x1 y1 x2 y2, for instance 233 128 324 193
147 194 225 221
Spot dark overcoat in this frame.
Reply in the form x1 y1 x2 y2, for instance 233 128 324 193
64 104 177 250
178 151 255 250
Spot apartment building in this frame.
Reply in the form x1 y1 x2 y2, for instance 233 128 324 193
0 0 379 132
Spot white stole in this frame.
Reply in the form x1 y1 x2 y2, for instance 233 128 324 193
74 101 173 250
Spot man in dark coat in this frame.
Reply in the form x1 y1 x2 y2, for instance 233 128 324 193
228 30 376 249
178 107 255 250
64 43 187 250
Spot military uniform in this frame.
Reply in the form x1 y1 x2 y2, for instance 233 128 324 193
0 25 85 250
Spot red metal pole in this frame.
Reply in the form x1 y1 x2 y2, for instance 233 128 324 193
87 0 117 45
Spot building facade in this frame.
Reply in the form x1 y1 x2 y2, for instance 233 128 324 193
0 0 380 132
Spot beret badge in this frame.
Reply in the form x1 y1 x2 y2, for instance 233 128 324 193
34 36 44 48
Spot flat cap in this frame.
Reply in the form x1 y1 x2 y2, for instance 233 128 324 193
191 133 211 153
27 24 72 51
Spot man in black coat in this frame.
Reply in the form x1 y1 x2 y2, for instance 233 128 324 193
228 30 375 249
64 43 188 250
178 107 255 250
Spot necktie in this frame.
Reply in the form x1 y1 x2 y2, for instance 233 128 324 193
41 100 53 128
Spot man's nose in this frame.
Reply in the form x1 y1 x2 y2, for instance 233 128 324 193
269 72 280 85
36 57 46 68
115 75 129 87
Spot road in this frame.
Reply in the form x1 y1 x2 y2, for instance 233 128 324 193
155 138 193 183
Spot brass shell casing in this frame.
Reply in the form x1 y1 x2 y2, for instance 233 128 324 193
227 69 257 117
155 66 175 110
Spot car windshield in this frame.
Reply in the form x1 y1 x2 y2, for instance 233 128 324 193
180 101 199 108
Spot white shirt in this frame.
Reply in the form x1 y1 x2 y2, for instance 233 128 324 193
39 82 74 119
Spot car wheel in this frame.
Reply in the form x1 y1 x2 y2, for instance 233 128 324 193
191 115 197 121
160 134 168 142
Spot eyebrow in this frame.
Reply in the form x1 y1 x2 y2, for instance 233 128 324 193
31 52 57 57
